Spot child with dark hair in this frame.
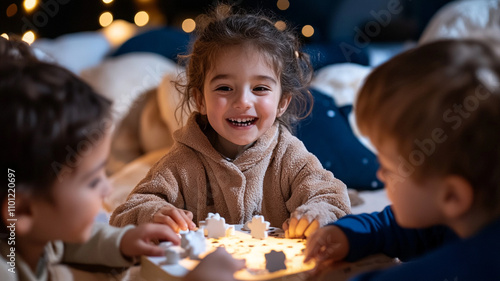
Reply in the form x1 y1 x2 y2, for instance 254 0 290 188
110 5 350 238
0 37 38 61
0 37 244 281
305 39 500 280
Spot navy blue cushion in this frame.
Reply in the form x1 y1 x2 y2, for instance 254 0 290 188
303 42 370 70
110 27 368 69
110 27 192 62
296 89 383 190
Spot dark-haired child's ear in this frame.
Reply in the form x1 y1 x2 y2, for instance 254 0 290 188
2 191 35 236
277 95 292 117
439 175 474 220
194 88 207 115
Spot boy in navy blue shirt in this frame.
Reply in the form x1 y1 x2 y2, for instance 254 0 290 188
305 39 500 281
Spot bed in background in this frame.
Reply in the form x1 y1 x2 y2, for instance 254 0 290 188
16 1 499 280
30 0 500 222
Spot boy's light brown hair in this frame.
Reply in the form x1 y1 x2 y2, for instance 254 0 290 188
356 39 500 213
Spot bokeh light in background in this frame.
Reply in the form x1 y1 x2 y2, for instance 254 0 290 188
6 3 17 17
0 0 454 44
182 18 196 33
102 19 137 47
99 11 114 27
134 11 149 27
302 25 314 37
1 33 9 39
22 30 35 44
23 0 36 12
277 0 290 11
275 20 286 31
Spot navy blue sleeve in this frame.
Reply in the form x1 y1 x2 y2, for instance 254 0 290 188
332 206 458 262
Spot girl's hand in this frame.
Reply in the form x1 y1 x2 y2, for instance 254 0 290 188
282 216 319 238
304 225 349 267
153 207 197 233
184 247 246 281
120 223 180 258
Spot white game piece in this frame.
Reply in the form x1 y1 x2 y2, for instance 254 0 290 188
159 241 173 250
198 220 208 236
188 229 207 259
205 213 228 239
180 229 207 259
247 215 270 239
225 225 235 236
180 231 190 250
164 247 181 265
265 250 287 272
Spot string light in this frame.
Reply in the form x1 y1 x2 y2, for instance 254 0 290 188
23 0 37 12
302 25 314 37
277 0 290 11
99 12 113 27
6 3 18 17
22 31 35 44
182 18 196 33
1 33 9 40
102 19 136 47
275 20 286 31
134 11 149 27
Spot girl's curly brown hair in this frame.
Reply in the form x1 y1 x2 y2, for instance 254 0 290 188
175 4 313 132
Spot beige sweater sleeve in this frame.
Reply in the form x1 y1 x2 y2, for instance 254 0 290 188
109 151 190 227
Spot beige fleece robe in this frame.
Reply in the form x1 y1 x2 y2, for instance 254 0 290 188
110 113 350 228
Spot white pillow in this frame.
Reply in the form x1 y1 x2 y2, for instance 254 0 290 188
32 32 111 74
419 0 500 44
80 52 180 124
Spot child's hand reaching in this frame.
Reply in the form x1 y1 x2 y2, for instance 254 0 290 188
304 225 349 270
283 216 319 238
120 223 180 258
183 247 246 281
153 206 197 233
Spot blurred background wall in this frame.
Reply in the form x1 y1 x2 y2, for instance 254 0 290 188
1 0 452 44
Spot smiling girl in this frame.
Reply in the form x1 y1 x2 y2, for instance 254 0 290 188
110 5 350 238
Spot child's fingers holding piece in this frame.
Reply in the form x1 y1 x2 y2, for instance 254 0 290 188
119 223 180 258
293 216 312 238
282 218 290 231
180 209 197 229
303 219 320 238
140 223 180 245
153 207 194 232
287 216 316 238
167 209 190 231
153 212 181 233
182 209 194 220
287 217 299 238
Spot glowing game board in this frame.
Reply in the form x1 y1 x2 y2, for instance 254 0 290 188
140 226 315 281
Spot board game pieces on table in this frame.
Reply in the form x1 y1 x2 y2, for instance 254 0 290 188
143 214 314 281
199 212 235 239
247 215 270 240
265 250 287 272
